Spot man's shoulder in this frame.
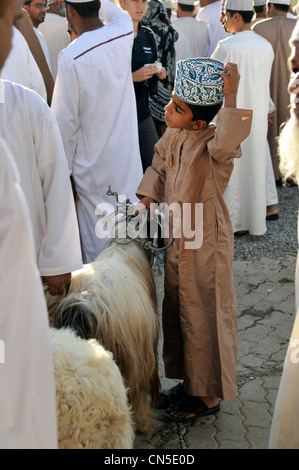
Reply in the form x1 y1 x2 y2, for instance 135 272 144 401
40 12 67 30
43 12 66 24
196 1 219 19
252 17 272 31
217 31 273 56
2 79 42 102
59 29 106 62
217 33 238 48
1 79 51 122
254 15 297 30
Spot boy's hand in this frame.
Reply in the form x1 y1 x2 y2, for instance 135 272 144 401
135 197 156 220
222 62 240 108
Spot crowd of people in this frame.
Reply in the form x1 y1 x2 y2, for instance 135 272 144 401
0 0 298 449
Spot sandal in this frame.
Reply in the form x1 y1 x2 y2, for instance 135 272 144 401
164 395 220 423
158 382 186 410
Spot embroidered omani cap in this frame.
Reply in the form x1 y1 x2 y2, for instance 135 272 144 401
225 0 254 10
253 0 266 6
174 58 226 106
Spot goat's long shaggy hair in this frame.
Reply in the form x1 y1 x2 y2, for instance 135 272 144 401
48 240 160 433
50 327 134 449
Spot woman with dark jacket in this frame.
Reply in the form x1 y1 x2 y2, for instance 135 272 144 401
119 0 167 171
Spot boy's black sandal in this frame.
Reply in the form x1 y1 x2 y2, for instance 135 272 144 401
158 382 186 409
164 395 220 423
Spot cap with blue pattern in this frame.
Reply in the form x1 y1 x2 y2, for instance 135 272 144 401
174 58 226 106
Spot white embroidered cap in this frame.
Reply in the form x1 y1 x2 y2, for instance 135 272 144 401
290 19 299 44
225 0 254 10
268 0 291 4
178 0 199 5
161 0 174 8
174 58 226 106
253 0 266 6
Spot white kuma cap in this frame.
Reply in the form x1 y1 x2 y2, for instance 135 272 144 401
269 0 291 4
225 0 254 10
178 0 200 5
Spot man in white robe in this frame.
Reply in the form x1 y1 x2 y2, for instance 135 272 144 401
23 0 53 73
212 0 278 235
251 0 267 26
38 0 70 80
0 0 57 448
0 26 47 101
0 139 58 449
269 20 299 449
0 79 83 295
196 0 232 56
172 0 209 59
52 0 143 263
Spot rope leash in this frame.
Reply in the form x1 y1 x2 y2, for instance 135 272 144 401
102 187 174 269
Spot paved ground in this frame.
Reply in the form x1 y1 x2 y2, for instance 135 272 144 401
134 250 297 450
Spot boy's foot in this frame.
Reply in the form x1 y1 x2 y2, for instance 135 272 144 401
266 213 279 221
158 382 186 409
164 395 220 422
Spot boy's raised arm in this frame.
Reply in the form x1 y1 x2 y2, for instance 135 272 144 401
222 62 240 108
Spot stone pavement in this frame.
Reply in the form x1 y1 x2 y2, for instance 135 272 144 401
134 254 297 450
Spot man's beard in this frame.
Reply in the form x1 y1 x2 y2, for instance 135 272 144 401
278 111 299 184
58 3 66 17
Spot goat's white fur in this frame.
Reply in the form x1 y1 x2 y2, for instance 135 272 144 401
50 327 134 449
48 240 160 433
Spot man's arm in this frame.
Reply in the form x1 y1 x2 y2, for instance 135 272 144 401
99 0 133 28
208 63 253 162
32 100 82 294
51 54 80 176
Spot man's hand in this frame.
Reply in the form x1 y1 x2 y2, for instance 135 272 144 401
222 62 240 108
42 273 71 296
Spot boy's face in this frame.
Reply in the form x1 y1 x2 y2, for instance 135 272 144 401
164 93 200 131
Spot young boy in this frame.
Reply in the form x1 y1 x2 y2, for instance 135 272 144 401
136 58 253 421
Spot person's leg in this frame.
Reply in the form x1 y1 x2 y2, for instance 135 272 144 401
138 116 158 172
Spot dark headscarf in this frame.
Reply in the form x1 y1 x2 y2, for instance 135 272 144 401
142 0 178 123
